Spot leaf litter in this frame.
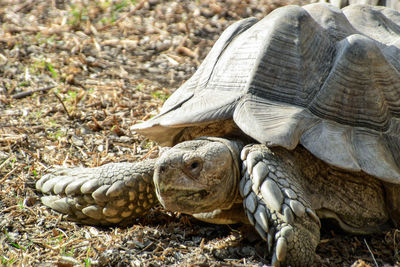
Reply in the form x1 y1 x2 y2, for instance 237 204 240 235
0 0 399 266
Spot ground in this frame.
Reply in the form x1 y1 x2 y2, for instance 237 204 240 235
0 0 399 266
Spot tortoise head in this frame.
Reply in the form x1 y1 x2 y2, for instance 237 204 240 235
154 137 243 215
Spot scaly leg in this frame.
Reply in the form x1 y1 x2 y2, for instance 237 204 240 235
36 159 157 225
239 144 320 267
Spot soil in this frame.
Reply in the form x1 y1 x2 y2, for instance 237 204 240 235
0 0 399 266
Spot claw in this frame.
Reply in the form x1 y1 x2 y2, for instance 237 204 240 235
92 184 111 202
65 178 89 195
282 227 294 243
306 207 321 228
260 179 283 213
106 181 125 198
240 146 251 161
252 161 268 191
254 205 269 232
41 196 71 214
246 210 255 226
36 173 55 190
282 204 294 224
53 176 76 194
82 205 103 220
289 199 306 217
41 178 59 194
103 205 119 217
276 237 287 262
255 223 268 241
246 151 262 174
81 179 100 194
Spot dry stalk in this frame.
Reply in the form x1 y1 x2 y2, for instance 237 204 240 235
12 85 56 99
53 92 73 120
364 238 379 267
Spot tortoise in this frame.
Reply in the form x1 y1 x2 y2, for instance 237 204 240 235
326 0 400 10
36 3 400 266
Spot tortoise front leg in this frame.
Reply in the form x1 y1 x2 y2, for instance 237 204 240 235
239 144 320 267
36 159 158 225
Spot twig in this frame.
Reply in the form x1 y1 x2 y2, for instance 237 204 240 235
53 92 73 120
5 25 70 35
11 85 56 99
0 134 27 143
176 46 197 58
364 238 379 267
0 157 11 171
15 0 34 12
0 166 18 183
1 204 36 216
142 146 159 159
98 0 148 31
140 241 155 252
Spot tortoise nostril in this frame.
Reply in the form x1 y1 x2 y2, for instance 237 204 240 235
159 165 166 173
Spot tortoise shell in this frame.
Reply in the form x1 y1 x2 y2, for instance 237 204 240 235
132 3 400 183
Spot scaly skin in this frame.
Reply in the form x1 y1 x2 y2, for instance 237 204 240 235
240 144 320 266
36 160 157 225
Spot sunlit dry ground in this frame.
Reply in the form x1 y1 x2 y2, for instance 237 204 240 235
0 0 399 266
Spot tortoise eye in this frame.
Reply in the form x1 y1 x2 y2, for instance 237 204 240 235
190 161 199 170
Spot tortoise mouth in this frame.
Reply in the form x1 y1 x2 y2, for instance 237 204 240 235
180 189 209 198
157 188 211 213
161 188 209 201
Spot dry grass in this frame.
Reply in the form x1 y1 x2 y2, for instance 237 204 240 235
0 0 399 266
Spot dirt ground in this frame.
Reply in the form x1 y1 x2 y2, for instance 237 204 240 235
0 0 399 266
